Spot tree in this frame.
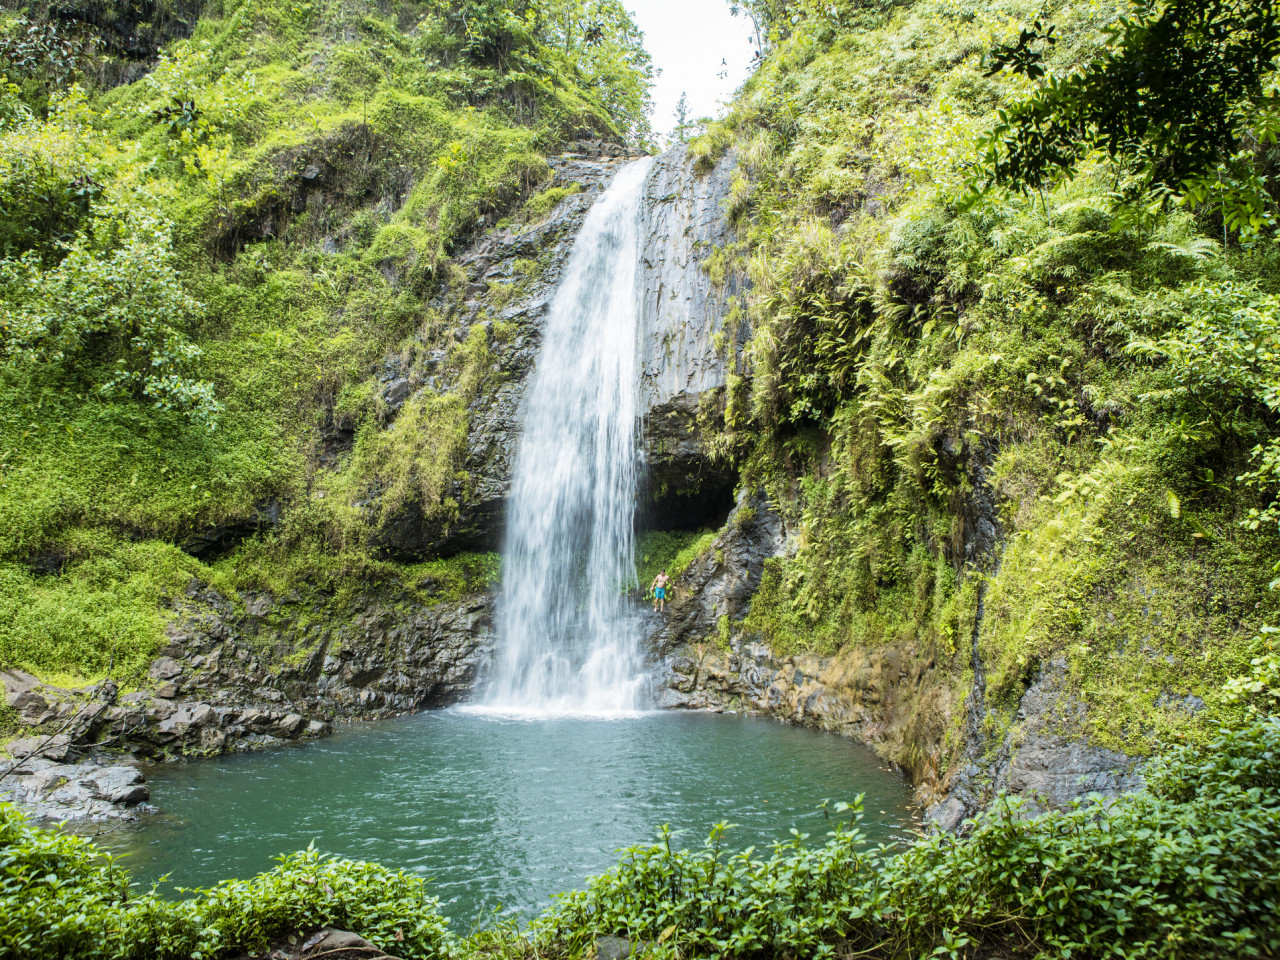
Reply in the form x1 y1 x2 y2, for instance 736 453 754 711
673 91 690 143
538 0 654 143
0 16 98 95
425 0 654 143
971 0 1280 234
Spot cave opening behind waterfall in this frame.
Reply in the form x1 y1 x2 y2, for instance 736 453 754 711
637 468 738 534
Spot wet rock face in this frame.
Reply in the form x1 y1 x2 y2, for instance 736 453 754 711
371 151 640 561
161 585 493 723
635 147 745 524
49 0 205 87
645 490 787 658
657 626 956 793
640 392 737 532
638 145 744 410
1 665 333 766
926 659 1145 832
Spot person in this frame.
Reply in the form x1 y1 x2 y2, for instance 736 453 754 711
651 569 671 613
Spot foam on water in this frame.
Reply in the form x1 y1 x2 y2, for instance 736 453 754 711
481 158 654 716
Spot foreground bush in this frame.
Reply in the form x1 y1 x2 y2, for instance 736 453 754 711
535 718 1280 960
0 809 451 960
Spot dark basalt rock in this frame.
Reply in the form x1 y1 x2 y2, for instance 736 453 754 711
180 498 281 560
641 391 737 533
638 145 745 410
160 585 494 722
227 926 402 960
925 658 1145 830
0 755 149 822
645 490 787 658
0 585 494 820
47 0 205 86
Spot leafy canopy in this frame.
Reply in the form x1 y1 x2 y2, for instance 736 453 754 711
974 0 1280 230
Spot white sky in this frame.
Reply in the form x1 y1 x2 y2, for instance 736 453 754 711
626 0 758 144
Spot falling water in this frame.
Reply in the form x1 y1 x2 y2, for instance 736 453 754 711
480 157 654 715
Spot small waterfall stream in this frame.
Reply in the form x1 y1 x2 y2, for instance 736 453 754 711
478 157 654 715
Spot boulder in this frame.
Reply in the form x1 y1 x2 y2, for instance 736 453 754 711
0 757 149 821
86 765 149 805
4 734 75 763
271 713 307 738
595 936 635 960
1 670 60 725
295 927 401 959
148 657 184 681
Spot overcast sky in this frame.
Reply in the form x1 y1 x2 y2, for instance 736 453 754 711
627 0 758 144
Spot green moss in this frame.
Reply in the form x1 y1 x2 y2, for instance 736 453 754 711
0 534 232 684
522 182 581 221
698 0 1280 760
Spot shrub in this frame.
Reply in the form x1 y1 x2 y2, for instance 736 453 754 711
0 805 452 960
0 206 220 428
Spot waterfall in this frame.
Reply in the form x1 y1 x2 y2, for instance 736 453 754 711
479 157 653 716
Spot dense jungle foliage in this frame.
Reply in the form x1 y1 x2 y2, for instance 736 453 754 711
3 717 1277 959
685 0 1280 762
2 0 1280 958
0 0 650 684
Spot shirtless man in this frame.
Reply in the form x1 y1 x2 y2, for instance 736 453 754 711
650 569 671 613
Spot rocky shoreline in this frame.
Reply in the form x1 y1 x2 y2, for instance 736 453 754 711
0 583 497 822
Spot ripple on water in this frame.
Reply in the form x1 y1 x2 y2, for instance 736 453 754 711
97 710 916 923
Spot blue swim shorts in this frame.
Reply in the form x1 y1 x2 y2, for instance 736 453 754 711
655 587 666 599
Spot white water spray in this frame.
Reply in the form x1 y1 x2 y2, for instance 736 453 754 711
478 158 653 717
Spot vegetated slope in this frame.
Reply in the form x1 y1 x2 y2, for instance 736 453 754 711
0 0 651 686
688 0 1280 772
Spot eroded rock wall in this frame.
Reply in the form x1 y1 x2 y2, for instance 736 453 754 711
637 146 745 526
650 477 1145 824
638 146 743 410
1 584 494 819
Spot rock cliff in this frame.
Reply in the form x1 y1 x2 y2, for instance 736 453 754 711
372 141 744 558
1 584 493 820
373 143 645 560
638 146 743 411
650 479 1145 826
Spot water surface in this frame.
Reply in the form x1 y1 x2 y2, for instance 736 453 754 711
102 710 914 923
